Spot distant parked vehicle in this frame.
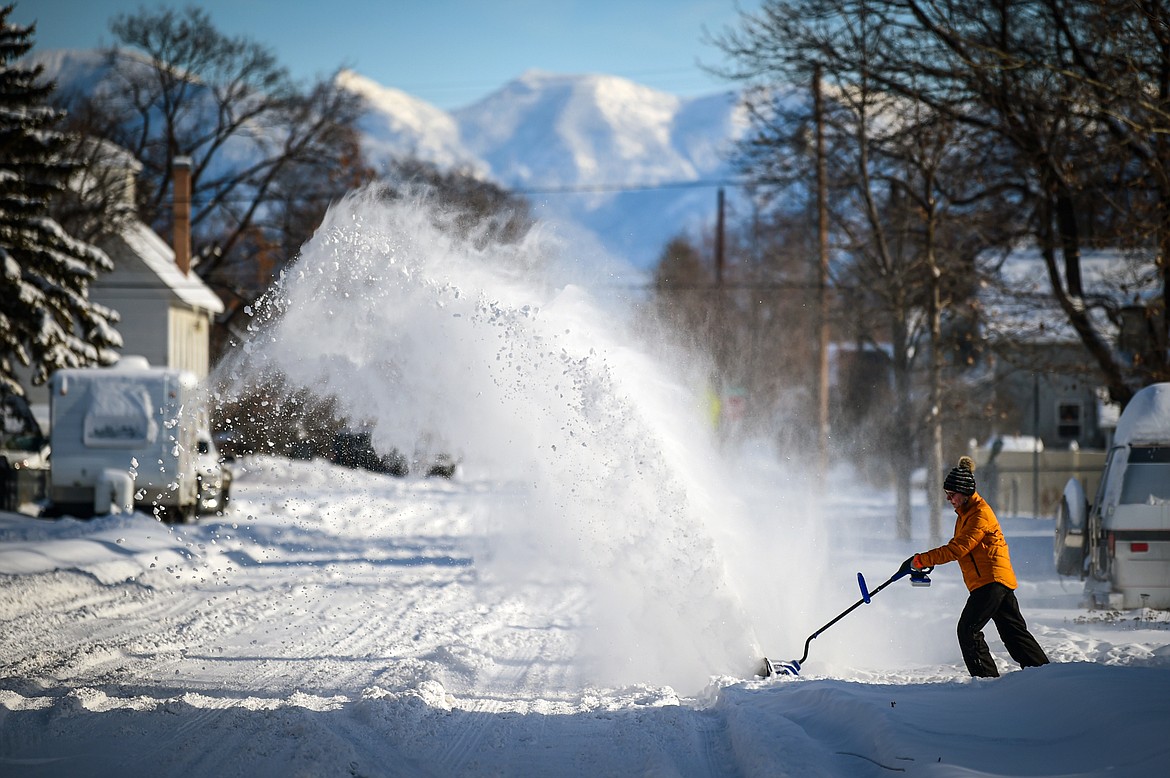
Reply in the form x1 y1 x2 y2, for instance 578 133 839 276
196 435 233 515
1 394 46 464
1 395 49 512
48 357 202 522
424 452 458 479
1056 383 1170 609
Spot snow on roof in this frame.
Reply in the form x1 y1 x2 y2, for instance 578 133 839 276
1096 387 1122 431
118 222 224 314
978 246 1158 344
82 137 142 175
1113 382 1170 446
981 434 1044 452
109 355 152 371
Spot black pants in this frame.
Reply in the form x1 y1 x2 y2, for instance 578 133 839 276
957 582 1050 677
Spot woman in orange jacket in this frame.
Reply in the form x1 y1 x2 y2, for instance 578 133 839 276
903 456 1050 677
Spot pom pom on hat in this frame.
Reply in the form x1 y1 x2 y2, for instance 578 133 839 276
944 456 977 496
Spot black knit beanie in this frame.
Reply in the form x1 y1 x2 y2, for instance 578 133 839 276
943 455 977 495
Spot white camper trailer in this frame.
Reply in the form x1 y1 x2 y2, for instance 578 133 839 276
1056 383 1170 609
49 357 202 522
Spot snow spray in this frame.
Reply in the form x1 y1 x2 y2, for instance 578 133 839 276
227 187 815 692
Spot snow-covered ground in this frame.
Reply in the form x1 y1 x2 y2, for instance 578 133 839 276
2 456 1169 777
3 191 1169 776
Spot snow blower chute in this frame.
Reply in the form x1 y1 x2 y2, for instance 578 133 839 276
760 561 933 677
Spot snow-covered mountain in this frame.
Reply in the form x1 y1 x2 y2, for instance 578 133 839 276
337 69 483 174
343 68 747 269
25 48 114 99
454 70 723 187
34 49 748 269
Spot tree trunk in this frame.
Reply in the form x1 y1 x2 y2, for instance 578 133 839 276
925 192 944 543
892 317 914 540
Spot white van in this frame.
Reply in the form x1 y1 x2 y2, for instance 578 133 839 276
195 433 232 514
48 356 202 522
1056 383 1170 608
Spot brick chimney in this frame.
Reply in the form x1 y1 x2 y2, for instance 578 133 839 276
172 156 192 276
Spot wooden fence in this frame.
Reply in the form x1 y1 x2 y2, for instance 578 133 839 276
973 448 1107 518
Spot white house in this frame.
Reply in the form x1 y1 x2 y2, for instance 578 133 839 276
86 149 222 381
977 246 1159 449
20 149 223 416
92 218 223 380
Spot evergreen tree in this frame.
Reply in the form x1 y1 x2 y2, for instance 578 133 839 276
0 5 120 398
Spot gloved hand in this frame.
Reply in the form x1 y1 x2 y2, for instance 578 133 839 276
908 555 934 587
896 555 920 578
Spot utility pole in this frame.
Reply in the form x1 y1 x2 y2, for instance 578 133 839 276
712 187 726 442
814 65 831 484
1033 373 1041 518
715 187 725 287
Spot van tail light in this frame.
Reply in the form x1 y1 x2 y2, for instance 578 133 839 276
1107 532 1116 556
1131 542 1149 553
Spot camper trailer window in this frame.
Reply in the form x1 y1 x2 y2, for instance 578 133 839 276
1119 446 1170 505
83 384 160 448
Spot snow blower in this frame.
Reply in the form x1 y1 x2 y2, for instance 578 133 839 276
759 562 933 677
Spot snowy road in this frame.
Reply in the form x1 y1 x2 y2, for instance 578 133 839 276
1 459 581 697
3 456 1170 777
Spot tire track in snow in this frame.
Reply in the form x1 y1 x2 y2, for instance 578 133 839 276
420 579 589 774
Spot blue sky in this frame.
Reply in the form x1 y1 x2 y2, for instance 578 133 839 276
15 0 761 110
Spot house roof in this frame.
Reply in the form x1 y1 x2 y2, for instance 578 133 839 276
83 137 142 175
978 246 1158 345
116 222 224 314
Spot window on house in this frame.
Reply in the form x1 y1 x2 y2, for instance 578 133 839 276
1057 401 1082 440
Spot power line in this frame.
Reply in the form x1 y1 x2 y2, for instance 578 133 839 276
511 177 745 195
156 176 751 206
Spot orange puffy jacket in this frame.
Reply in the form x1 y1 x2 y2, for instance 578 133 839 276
915 492 1018 592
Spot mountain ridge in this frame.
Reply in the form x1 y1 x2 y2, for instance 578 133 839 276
344 66 745 267
34 48 746 269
